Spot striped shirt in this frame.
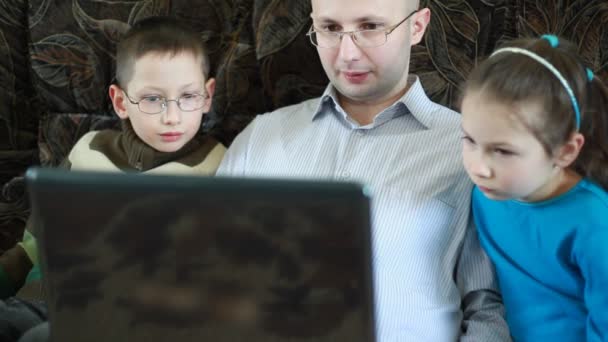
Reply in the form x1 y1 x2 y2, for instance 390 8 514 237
218 76 511 341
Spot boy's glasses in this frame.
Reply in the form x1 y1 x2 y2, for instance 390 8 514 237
123 90 209 115
307 10 417 48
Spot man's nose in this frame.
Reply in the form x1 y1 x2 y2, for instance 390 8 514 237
338 32 363 62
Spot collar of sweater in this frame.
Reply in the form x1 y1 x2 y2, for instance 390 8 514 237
119 120 202 171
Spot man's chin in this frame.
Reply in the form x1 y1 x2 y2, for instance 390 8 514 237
334 84 377 102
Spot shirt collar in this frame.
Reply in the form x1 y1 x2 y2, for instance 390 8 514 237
311 86 341 120
311 76 440 129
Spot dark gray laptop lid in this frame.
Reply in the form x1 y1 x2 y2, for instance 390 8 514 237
26 167 376 342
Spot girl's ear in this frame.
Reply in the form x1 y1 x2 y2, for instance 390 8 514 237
554 132 585 168
109 84 129 119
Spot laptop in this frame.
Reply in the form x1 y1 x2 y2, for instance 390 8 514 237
26 167 376 342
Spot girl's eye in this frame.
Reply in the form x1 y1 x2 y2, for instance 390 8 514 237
461 136 475 144
494 148 515 156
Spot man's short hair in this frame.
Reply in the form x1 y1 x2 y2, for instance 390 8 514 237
115 16 210 87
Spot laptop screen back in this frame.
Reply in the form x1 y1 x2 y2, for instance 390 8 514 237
26 168 376 342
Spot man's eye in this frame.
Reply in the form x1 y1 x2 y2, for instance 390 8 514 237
361 23 381 30
323 24 341 32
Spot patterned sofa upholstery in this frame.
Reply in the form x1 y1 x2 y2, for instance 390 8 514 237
0 0 607 251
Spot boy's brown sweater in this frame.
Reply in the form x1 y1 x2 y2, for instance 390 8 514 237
0 121 225 297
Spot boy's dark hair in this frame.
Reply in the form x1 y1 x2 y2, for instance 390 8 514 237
115 16 210 87
464 36 608 190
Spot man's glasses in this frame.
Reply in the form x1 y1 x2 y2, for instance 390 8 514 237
123 90 209 115
307 11 418 48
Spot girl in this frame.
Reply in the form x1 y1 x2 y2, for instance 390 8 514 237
460 34 608 341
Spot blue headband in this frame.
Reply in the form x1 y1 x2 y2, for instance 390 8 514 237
491 34 581 131
586 68 594 81
542 35 595 82
541 34 559 48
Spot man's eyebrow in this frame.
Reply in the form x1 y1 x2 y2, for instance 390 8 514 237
311 16 337 24
355 16 387 22
311 15 387 24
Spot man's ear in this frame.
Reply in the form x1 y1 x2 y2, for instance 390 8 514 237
554 132 585 168
202 78 216 113
410 8 431 45
109 84 129 119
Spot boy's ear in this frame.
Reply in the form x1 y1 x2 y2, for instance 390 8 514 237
205 78 216 98
554 132 585 168
202 78 216 112
109 84 129 119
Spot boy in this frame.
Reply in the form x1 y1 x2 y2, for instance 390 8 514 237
0 16 225 340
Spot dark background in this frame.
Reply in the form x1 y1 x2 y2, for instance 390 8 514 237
1 0 606 252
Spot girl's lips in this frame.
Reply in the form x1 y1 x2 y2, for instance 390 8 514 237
478 185 494 193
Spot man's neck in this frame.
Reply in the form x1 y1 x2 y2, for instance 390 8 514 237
338 83 412 126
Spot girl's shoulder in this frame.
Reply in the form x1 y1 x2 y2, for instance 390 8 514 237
575 179 608 210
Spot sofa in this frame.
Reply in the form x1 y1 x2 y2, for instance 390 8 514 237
1 0 607 252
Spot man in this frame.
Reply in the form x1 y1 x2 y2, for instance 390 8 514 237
218 0 511 341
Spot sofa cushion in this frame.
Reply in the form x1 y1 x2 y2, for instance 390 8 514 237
38 113 120 167
251 0 518 112
0 0 40 151
0 0 42 252
515 0 607 80
28 0 257 162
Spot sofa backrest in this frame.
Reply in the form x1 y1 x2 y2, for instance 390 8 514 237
0 0 607 251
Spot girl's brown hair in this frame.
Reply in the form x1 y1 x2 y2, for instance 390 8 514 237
464 36 608 190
